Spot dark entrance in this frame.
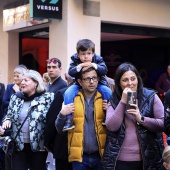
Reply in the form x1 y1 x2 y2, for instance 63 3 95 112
101 23 170 89
19 28 49 75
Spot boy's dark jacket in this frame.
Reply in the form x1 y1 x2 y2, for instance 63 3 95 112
68 53 109 87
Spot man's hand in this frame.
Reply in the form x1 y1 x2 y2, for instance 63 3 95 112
60 103 75 116
103 100 108 110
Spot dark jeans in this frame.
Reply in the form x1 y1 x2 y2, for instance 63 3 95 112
72 152 102 170
5 154 11 170
115 160 143 170
55 159 72 170
11 143 48 170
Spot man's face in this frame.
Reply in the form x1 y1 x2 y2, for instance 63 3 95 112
47 62 61 80
77 49 94 63
78 69 98 96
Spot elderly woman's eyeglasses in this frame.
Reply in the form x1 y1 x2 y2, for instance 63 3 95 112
82 76 98 83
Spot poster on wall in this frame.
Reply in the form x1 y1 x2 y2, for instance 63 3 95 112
3 1 49 31
29 0 62 19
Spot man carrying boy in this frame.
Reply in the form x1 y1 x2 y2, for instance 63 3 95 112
63 39 112 131
56 67 107 170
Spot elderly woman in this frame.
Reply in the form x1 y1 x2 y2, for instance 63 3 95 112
1 70 54 170
2 65 27 118
1 65 27 170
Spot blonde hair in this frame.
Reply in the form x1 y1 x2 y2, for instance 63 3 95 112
13 66 27 83
22 70 46 93
163 146 170 163
43 72 50 83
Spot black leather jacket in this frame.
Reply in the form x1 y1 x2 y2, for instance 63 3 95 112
103 88 164 170
164 90 170 135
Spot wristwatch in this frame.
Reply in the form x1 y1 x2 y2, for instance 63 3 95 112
140 116 145 123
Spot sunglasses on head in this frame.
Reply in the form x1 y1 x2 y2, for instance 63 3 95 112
46 58 58 64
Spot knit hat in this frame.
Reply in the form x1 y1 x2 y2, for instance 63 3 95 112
22 70 46 93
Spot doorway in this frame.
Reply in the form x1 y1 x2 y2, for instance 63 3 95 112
19 28 49 75
101 23 170 89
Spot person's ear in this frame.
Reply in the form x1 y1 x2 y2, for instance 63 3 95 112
35 82 38 89
64 73 67 81
163 162 169 169
77 79 82 87
77 53 80 58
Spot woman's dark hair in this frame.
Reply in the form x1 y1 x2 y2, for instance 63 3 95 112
114 62 143 104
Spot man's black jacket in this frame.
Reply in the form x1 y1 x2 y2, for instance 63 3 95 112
44 87 68 160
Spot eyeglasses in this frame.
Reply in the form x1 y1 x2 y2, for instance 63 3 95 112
82 76 98 83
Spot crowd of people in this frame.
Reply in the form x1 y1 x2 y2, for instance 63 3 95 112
0 39 169 170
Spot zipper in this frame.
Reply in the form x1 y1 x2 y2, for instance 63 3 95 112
92 94 105 158
94 96 102 156
136 123 144 170
78 94 85 160
113 123 125 170
94 99 99 149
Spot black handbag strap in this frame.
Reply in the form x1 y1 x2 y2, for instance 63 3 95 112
139 91 156 113
13 108 33 140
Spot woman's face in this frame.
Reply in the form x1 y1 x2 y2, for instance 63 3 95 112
21 76 38 96
13 72 21 85
120 70 138 91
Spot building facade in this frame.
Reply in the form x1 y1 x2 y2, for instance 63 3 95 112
0 0 170 85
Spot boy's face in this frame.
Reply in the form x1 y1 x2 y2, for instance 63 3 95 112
78 49 94 63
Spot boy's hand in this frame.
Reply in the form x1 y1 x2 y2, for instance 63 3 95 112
79 62 93 68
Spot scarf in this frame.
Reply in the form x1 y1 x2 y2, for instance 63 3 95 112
15 91 44 101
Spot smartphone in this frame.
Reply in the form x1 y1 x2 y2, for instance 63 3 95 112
126 91 137 110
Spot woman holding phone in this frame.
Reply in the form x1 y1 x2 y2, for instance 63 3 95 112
103 62 164 170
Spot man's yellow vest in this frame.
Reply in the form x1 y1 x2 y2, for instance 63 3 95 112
68 91 106 162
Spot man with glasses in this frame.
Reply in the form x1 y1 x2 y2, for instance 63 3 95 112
46 58 67 93
63 39 112 131
56 67 107 170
